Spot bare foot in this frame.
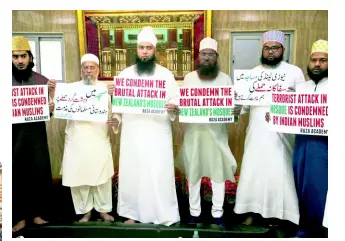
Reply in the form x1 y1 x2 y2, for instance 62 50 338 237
124 219 136 224
79 211 92 222
242 216 253 226
33 216 48 225
100 213 115 222
12 220 25 232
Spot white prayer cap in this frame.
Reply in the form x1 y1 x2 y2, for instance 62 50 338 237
199 37 218 52
263 30 285 46
137 26 157 47
81 53 99 65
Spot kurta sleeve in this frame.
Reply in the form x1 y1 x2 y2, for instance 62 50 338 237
111 113 122 134
48 92 54 117
228 75 234 86
111 72 123 134
323 192 328 228
166 72 179 121
106 94 119 135
64 119 73 138
238 67 258 115
240 105 250 115
227 75 241 117
295 68 306 87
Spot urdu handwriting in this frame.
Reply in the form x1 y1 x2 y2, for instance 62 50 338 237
249 81 287 93
236 71 286 82
86 89 97 98
234 92 265 102
55 103 107 115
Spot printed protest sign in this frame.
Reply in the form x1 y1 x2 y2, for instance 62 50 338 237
12 85 50 124
234 69 289 106
112 77 167 115
179 86 234 123
54 83 109 123
269 92 328 136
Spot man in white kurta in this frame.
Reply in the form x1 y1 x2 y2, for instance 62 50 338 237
234 31 305 225
177 38 237 227
60 54 115 222
112 27 180 226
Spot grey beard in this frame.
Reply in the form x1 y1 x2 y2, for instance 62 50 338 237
83 76 95 85
83 79 91 85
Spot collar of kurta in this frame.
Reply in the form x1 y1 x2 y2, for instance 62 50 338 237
310 77 328 85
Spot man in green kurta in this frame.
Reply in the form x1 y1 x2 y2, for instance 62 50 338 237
12 36 54 232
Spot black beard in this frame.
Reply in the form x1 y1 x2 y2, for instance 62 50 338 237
135 55 156 76
197 62 219 79
260 53 284 66
12 63 33 82
307 66 328 84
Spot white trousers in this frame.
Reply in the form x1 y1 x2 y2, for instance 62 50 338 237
188 179 225 218
70 178 112 215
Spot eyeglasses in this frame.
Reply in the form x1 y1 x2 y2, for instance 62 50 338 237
263 46 282 52
199 53 217 58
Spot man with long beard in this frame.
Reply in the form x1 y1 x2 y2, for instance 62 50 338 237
111 26 180 226
176 37 237 227
234 31 305 226
12 36 55 232
50 54 115 222
292 40 328 238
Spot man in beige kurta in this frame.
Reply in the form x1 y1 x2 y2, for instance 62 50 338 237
177 38 237 227
57 54 115 222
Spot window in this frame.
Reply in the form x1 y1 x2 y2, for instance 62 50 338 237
12 33 65 82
